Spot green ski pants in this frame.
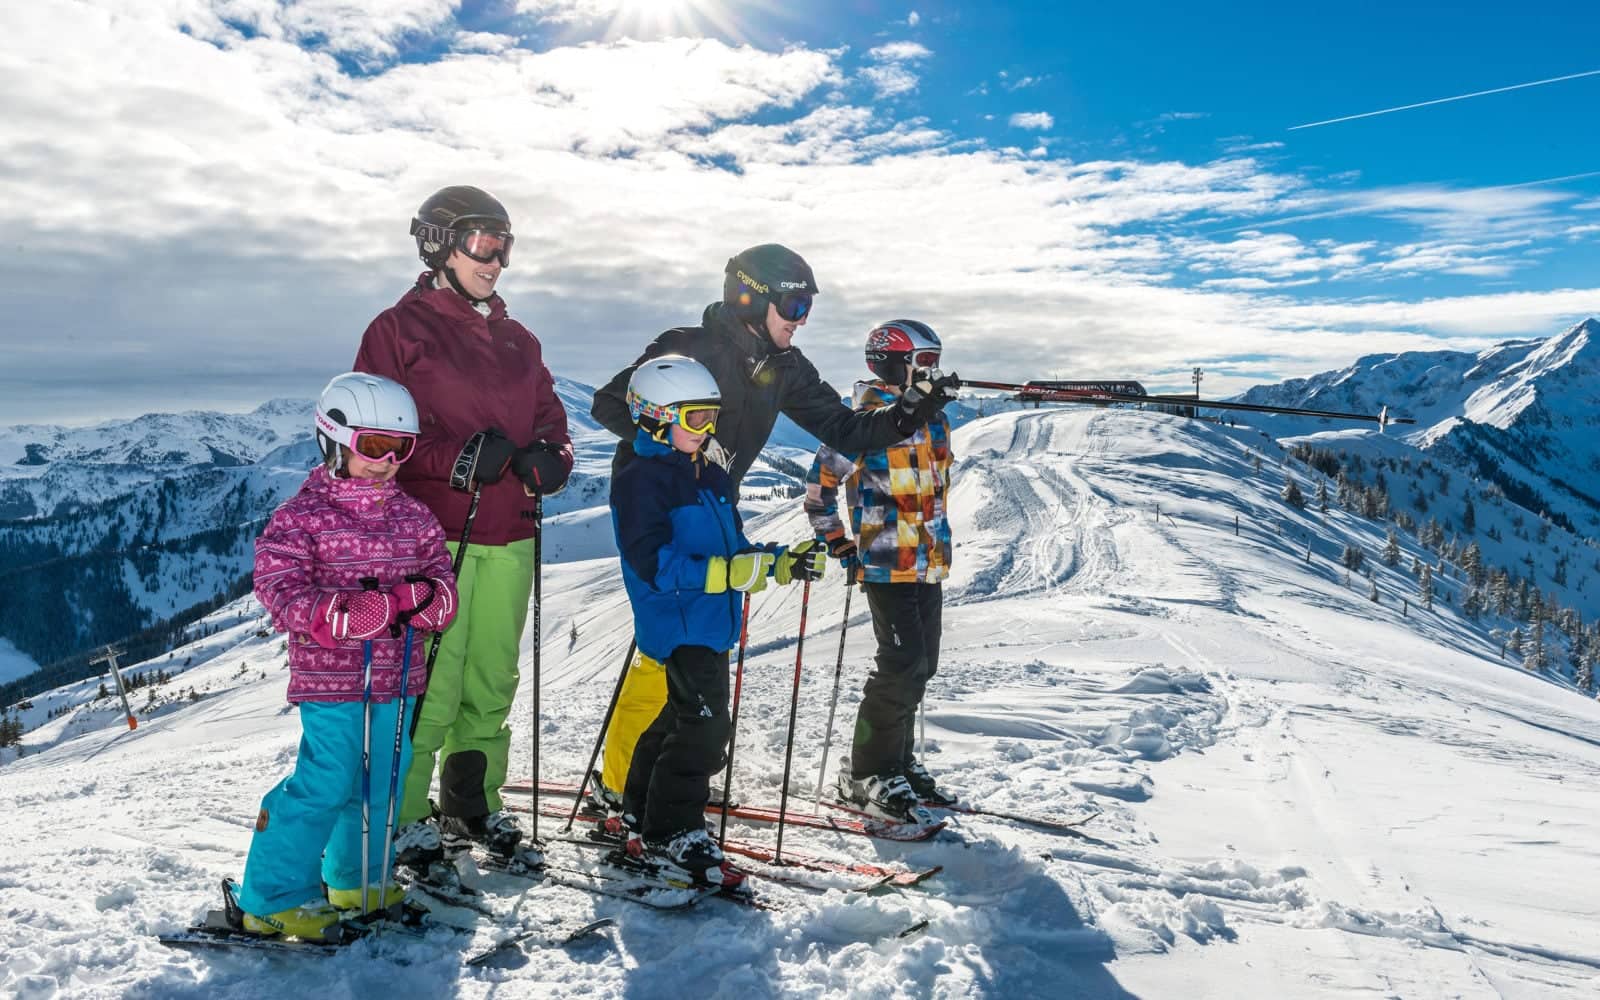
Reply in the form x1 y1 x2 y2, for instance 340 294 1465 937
399 537 535 824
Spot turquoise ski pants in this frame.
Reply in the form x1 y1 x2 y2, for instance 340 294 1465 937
236 697 415 916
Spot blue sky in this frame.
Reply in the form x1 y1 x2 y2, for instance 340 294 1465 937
2 0 1598 423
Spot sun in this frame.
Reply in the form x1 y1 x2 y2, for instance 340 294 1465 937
601 0 763 44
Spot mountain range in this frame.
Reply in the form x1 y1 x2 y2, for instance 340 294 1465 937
3 320 1596 702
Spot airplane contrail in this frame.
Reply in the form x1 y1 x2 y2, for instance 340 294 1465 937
1290 68 1600 130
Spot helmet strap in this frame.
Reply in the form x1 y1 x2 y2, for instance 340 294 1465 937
440 265 492 306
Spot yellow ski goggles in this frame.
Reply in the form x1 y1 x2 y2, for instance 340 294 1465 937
674 403 719 434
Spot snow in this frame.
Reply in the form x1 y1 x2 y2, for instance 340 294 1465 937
0 636 39 685
5 405 1600 997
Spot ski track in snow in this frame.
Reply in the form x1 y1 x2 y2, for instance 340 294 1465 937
6 407 1600 998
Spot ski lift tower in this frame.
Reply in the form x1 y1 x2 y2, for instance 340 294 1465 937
90 644 138 731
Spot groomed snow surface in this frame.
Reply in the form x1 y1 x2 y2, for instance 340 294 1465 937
5 407 1600 999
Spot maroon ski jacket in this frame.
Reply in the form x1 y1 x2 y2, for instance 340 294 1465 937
353 274 572 546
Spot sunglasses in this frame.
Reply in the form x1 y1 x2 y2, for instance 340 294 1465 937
457 229 514 267
774 292 813 322
674 404 719 435
349 429 417 464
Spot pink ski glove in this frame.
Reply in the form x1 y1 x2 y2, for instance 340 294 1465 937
309 590 396 647
393 577 457 632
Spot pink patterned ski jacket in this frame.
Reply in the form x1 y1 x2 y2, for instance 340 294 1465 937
254 466 458 703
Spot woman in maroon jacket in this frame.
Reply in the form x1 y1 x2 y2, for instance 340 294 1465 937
353 185 571 870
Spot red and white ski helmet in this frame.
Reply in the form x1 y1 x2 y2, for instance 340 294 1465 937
864 319 942 383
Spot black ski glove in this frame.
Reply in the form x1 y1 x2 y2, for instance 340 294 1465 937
893 368 961 435
458 428 517 489
513 441 572 495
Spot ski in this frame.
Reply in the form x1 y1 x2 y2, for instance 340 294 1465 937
922 798 1102 834
509 800 942 885
159 880 435 959
808 795 949 839
595 847 780 912
552 829 899 894
405 877 498 918
464 917 615 967
470 847 722 911
159 924 350 957
507 781 946 843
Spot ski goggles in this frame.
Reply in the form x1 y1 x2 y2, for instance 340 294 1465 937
774 292 813 322
913 350 942 369
316 411 418 464
456 229 514 267
348 429 416 464
673 403 719 434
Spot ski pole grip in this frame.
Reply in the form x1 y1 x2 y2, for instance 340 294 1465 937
450 431 487 493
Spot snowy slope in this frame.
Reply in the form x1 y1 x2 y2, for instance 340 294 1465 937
1235 317 1600 535
6 405 1600 997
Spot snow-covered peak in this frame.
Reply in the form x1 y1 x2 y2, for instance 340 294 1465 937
0 400 311 469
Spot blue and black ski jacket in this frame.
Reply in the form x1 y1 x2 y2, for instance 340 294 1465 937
612 432 752 662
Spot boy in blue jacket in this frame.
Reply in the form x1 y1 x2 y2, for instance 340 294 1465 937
611 355 825 886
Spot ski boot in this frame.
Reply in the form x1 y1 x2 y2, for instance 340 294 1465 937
241 898 342 939
326 884 407 914
586 769 623 816
838 771 937 827
442 810 544 868
641 828 743 889
903 760 959 807
393 816 444 871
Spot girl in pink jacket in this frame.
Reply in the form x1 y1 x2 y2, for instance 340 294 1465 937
235 373 458 939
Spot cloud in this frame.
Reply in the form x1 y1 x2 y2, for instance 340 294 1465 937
185 0 460 62
1009 111 1053 130
1221 140 1286 154
868 41 931 62
2 1 1599 424
907 11 920 26
1005 75 1042 91
861 40 930 98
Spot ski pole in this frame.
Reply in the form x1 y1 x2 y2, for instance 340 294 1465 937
919 702 926 762
409 485 480 740
359 635 374 918
717 594 752 848
377 624 414 920
530 491 543 844
812 576 853 809
564 639 637 834
774 578 812 865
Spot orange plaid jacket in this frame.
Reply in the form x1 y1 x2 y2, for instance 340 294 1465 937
804 381 954 584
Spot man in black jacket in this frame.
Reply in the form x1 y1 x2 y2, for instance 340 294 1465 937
587 243 957 820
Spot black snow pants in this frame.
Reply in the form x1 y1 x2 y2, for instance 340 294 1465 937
851 581 943 779
623 644 731 841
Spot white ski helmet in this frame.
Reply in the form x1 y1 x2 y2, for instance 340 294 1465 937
315 372 419 472
627 355 721 441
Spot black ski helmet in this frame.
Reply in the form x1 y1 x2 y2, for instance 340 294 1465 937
722 244 819 326
410 186 512 268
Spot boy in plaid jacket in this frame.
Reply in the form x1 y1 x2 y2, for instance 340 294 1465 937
804 320 960 823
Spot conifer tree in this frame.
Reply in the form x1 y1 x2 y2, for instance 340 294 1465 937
1525 619 1546 672
1420 564 1434 610
1383 529 1400 566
